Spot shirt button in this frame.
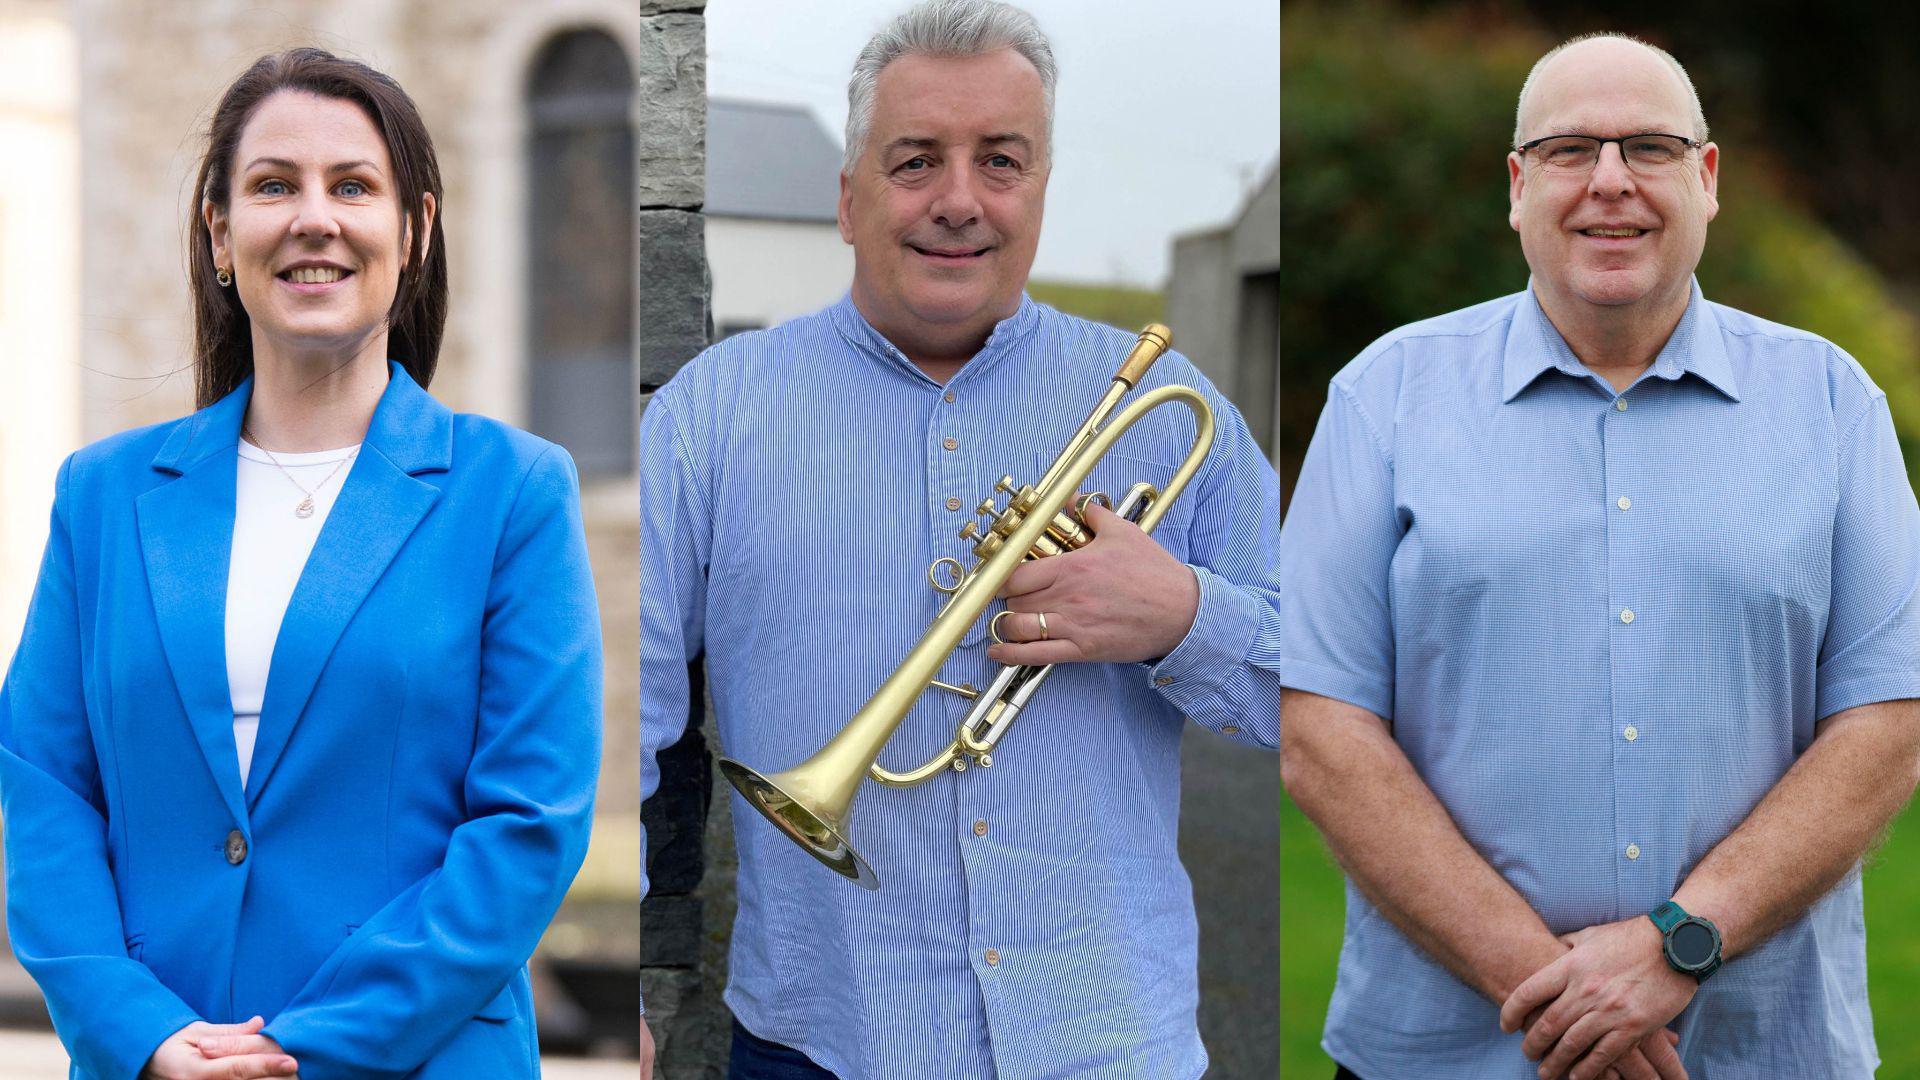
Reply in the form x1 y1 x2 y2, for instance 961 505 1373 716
1615 397 1629 411
1617 496 1632 511
1619 608 1635 624
944 390 956 403
946 497 962 511
1625 843 1641 860
1221 724 1241 735
942 437 958 451
984 948 1001 966
1624 725 1639 741
973 819 989 837
224 829 248 866
1154 675 1174 687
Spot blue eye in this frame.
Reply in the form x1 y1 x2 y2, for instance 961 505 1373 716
258 179 290 195
337 180 367 197
900 158 929 171
987 154 1015 168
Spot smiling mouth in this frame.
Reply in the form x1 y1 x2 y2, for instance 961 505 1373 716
277 267 354 285
1578 228 1650 238
910 245 992 260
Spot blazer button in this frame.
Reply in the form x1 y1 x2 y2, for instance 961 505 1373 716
224 829 248 866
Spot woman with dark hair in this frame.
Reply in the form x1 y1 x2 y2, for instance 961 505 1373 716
0 49 601 1080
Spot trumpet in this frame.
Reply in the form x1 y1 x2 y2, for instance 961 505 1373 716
717 325 1214 888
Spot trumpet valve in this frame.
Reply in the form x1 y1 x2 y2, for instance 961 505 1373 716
958 520 982 542
975 496 999 518
991 507 1025 538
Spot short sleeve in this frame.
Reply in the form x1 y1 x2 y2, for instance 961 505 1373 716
1279 382 1402 720
1814 393 1920 719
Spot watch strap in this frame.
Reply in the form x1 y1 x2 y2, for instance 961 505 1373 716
1648 899 1687 935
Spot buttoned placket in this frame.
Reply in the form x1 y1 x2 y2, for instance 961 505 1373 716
1603 384 1649 891
922 370 1014 1045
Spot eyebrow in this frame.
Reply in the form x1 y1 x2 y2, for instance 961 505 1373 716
243 157 385 175
880 133 1036 155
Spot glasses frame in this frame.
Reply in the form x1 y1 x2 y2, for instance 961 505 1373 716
1513 133 1706 174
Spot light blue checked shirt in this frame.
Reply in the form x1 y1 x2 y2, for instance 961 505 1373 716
640 294 1281 1079
1280 281 1920 1079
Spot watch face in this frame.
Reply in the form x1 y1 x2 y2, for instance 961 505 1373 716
1670 920 1717 967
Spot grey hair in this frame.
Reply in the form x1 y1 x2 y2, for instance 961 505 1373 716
843 0 1057 173
1513 32 1709 147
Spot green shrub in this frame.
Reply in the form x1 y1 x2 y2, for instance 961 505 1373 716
1282 3 1920 483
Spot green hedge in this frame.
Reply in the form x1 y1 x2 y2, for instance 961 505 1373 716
1281 3 1920 483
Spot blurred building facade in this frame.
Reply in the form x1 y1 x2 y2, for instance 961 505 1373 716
0 0 717 1057
1167 162 1280 470
705 98 853 337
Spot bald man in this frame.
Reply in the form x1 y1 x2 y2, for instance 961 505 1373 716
1281 33 1920 1080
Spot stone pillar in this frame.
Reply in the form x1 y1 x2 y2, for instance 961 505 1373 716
636 2 718 1076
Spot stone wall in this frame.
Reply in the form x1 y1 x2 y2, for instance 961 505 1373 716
634 1 720 1076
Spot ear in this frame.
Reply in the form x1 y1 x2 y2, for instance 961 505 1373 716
1698 142 1720 223
204 198 230 274
1507 151 1526 233
837 170 854 245
404 191 437 266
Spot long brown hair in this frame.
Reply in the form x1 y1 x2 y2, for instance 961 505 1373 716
189 48 447 408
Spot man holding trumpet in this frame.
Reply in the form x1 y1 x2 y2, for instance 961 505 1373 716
638 1 1281 1076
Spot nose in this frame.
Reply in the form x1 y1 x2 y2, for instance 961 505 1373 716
1587 141 1637 199
929 164 983 231
288 185 341 241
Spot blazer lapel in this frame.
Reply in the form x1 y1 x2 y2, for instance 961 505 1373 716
244 364 451 808
138 383 251 827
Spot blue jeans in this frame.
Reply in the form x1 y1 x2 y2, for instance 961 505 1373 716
729 1018 836 1079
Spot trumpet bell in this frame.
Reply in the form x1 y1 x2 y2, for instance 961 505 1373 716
717 757 879 889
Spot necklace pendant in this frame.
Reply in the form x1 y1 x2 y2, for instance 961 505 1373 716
295 497 315 519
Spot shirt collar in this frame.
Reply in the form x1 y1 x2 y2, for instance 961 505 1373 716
827 292 1043 387
1502 278 1740 403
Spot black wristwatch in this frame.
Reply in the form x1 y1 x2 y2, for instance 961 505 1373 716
1648 900 1722 982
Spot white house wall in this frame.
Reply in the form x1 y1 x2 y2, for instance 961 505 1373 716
704 215 853 334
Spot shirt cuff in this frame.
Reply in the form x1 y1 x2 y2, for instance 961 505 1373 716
1277 657 1395 722
1814 670 1920 723
1146 565 1259 712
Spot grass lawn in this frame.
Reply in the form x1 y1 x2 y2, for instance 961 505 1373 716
1281 795 1920 1076
1026 280 1165 333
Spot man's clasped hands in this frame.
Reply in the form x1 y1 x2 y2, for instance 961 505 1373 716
1499 915 1700 1080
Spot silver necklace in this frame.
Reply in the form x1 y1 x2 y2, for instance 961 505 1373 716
242 424 357 519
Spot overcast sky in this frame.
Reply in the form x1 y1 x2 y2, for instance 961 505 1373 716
705 0 1279 287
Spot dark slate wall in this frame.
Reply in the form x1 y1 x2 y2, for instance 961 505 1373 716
637 1 720 1076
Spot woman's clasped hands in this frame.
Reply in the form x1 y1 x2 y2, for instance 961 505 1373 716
142 1016 298 1079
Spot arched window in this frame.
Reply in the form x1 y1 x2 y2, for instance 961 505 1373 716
525 30 635 477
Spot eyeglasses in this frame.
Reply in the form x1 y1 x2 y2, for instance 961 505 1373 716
1514 133 1704 174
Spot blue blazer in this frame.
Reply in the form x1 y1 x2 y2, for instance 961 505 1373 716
0 364 602 1080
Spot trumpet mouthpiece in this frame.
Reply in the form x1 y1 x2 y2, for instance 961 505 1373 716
1116 324 1174 387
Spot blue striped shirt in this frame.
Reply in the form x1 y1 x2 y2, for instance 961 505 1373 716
1280 282 1920 1079
640 294 1281 1079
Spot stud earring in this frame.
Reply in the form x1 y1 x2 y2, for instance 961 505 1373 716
216 266 232 287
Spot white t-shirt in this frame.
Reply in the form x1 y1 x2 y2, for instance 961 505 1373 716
226 438 359 787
